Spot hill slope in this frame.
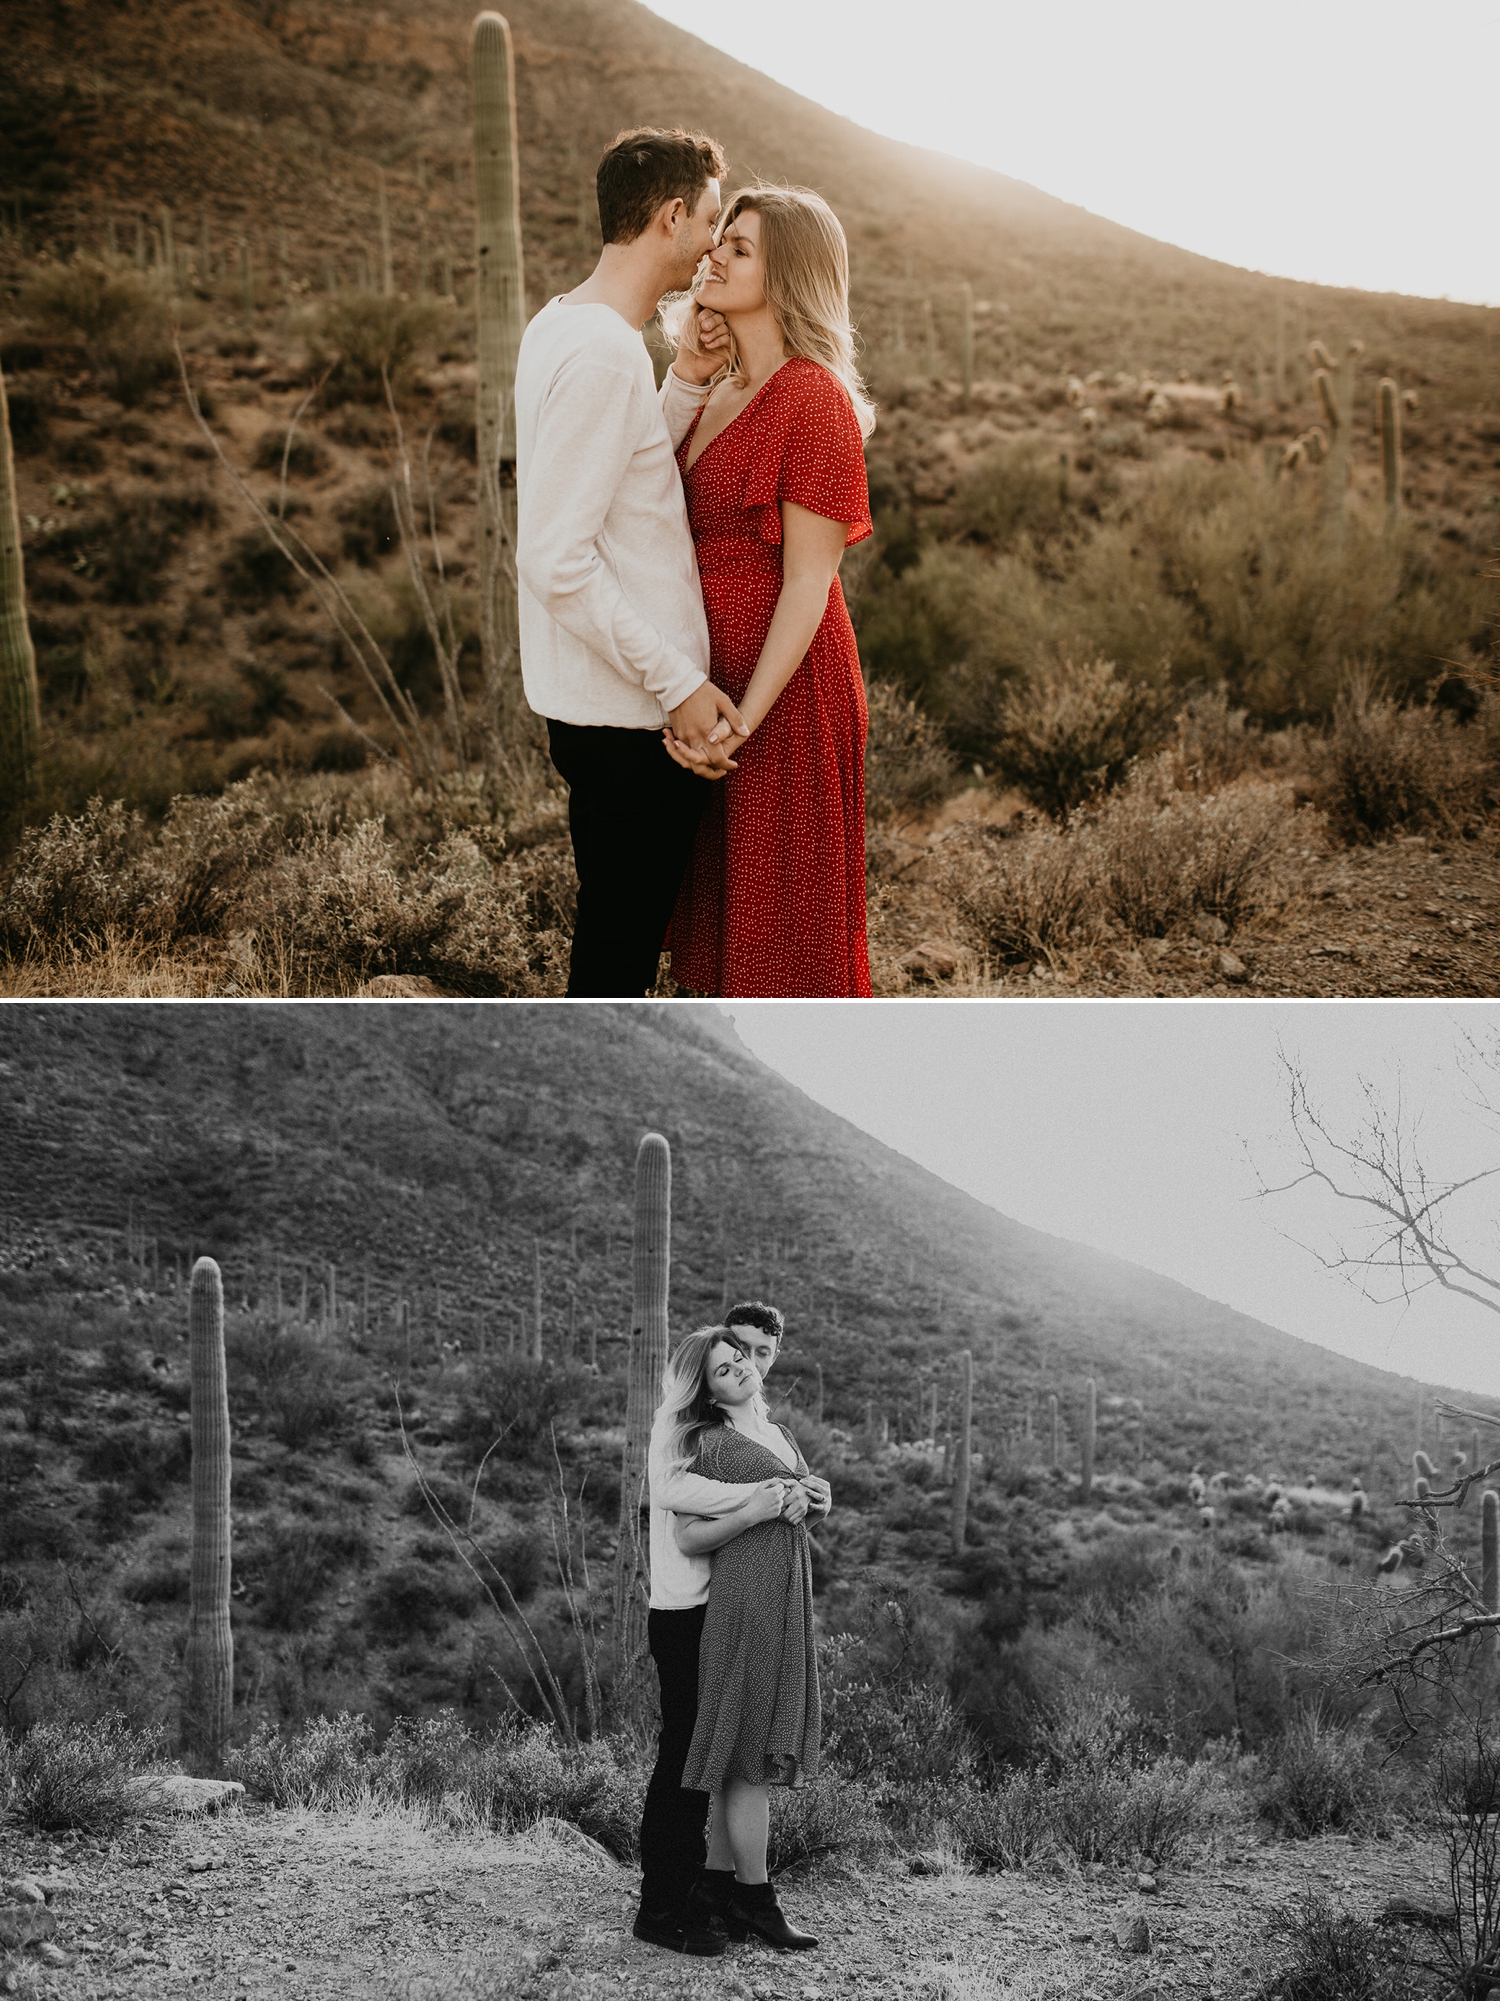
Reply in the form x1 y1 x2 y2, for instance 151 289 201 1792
0 1000 1484 1479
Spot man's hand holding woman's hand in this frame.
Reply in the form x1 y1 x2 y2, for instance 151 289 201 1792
798 1475 832 1518
665 680 748 780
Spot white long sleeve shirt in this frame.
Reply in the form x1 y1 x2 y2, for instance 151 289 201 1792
646 1422 760 1611
514 299 711 728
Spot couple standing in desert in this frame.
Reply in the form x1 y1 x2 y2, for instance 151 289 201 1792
635 1301 831 1958
515 128 875 1001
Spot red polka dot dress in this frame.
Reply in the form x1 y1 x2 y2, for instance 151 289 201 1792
668 358 873 999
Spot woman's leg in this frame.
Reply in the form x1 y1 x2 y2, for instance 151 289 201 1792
722 1778 770 1885
705 1791 735 1872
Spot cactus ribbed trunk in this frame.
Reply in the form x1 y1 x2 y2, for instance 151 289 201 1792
1309 337 1360 540
184 1258 233 1770
1379 377 1401 525
1080 1376 1096 1505
951 1349 973 1556
532 1235 543 1361
0 363 39 830
614 1132 670 1718
1483 1491 1499 1661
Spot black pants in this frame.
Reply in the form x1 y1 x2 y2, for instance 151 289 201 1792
546 719 709 998
638 1604 709 1920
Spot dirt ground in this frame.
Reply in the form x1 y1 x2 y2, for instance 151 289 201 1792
0 1801 1449 2001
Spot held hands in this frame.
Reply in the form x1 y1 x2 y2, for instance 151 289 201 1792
744 1479 812 1526
665 680 749 780
798 1475 833 1519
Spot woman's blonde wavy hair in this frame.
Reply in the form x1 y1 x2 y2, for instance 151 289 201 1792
653 1324 756 1477
663 184 876 441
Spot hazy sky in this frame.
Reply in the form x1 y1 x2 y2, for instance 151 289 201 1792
725 1002 1500 1397
643 0 1499 306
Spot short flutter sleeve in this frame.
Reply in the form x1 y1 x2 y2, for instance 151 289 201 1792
741 359 872 550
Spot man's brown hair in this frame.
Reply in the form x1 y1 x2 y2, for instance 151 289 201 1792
595 127 726 247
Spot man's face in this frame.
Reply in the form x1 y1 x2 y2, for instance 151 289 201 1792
670 177 721 286
727 1321 779 1384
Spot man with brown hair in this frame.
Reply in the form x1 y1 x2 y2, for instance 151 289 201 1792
515 128 746 998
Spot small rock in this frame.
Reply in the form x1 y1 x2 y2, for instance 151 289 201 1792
1215 949 1248 983
185 1854 215 1873
356 974 448 999
37 1942 68 1968
900 939 959 982
1136 1872 1159 1894
32 1873 79 1904
1125 1913 1154 1953
123 1776 244 1817
0 1879 44 1906
0 1903 56 1950
1191 912 1227 943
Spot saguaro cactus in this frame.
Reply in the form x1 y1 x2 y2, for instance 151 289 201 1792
184 1257 233 1769
0 362 39 828
1483 1491 1499 1660
614 1132 670 1714
951 1349 973 1557
1378 377 1401 526
472 12 525 466
1308 337 1362 538
1080 1376 1096 1504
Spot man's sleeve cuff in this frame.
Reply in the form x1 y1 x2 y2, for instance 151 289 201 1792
658 662 708 714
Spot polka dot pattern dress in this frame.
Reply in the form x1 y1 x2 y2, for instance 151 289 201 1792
679 1423 821 1794
668 359 873 999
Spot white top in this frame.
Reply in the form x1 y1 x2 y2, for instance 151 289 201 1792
514 300 711 728
646 1421 760 1611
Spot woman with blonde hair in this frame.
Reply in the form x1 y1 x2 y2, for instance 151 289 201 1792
650 1324 828 1951
659 186 875 998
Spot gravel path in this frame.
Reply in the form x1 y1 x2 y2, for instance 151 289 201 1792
0 1804 1449 2000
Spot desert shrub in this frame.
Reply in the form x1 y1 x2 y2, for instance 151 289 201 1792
120 1558 188 1605
99 485 217 605
768 1771 889 1872
228 1319 348 1449
864 677 958 825
310 295 443 405
365 1560 475 1641
253 427 329 479
934 820 1096 964
950 440 1071 549
368 1712 474 1807
992 657 1171 818
7 1714 164 1833
821 1631 976 1789
488 1530 544 1605
1259 1707 1389 1837
1257 1895 1421 2001
1306 677 1499 843
20 258 173 405
4 377 54 452
454 1356 593 1464
948 1770 1055 1869
249 1520 371 1630
337 482 400 566
78 1422 190 1505
401 1471 476 1523
473 1722 642 1859
1166 685 1272 791
220 528 303 607
229 1710 374 1808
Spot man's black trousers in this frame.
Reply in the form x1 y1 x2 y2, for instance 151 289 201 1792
638 1604 709 1920
546 719 708 998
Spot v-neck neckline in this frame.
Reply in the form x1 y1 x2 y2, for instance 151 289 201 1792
683 359 793 476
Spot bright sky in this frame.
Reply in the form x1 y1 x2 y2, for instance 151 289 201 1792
643 0 1500 307
725 1002 1500 1398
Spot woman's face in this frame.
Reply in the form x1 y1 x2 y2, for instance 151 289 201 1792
702 207 766 317
705 1337 759 1409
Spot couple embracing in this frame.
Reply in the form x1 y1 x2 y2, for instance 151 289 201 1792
515 129 875 1001
635 1300 830 1958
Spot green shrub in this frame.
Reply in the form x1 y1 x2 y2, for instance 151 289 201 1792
220 529 303 607
821 1631 976 1789
1260 1707 1388 1837
310 295 443 406
229 1710 374 1808
935 819 1096 963
99 486 217 605
992 658 1170 819
864 677 958 825
78 1422 190 1505
950 439 1071 550
250 1520 372 1631
768 1771 889 1873
252 427 329 479
948 1770 1055 1869
1256 1894 1419 2001
365 1560 475 1640
7 1714 164 1833
454 1357 593 1465
337 482 400 567
471 1723 642 1860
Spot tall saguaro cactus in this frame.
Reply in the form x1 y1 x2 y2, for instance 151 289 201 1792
1483 1491 1499 1661
184 1257 233 1769
472 13 524 467
1079 1376 1096 1505
1378 377 1401 526
0 362 39 829
614 1132 671 1717
1308 337 1362 538
951 1349 973 1557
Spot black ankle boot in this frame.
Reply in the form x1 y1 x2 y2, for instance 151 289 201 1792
725 1879 818 1951
687 1868 741 1941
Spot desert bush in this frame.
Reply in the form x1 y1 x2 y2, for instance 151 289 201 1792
1305 676 1499 842
99 486 218 605
1256 1894 1422 2001
253 427 330 479
934 820 1096 963
947 1770 1055 1869
821 1630 977 1790
6 1714 164 1833
1259 1706 1390 1837
20 257 173 405
364 1560 475 1641
229 1710 374 1808
337 482 400 567
78 1422 190 1505
768 1771 889 1872
310 295 444 405
454 1357 594 1465
220 528 303 607
950 440 1070 550
992 657 1171 818
473 1722 642 1859
864 677 958 825
249 1520 372 1631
